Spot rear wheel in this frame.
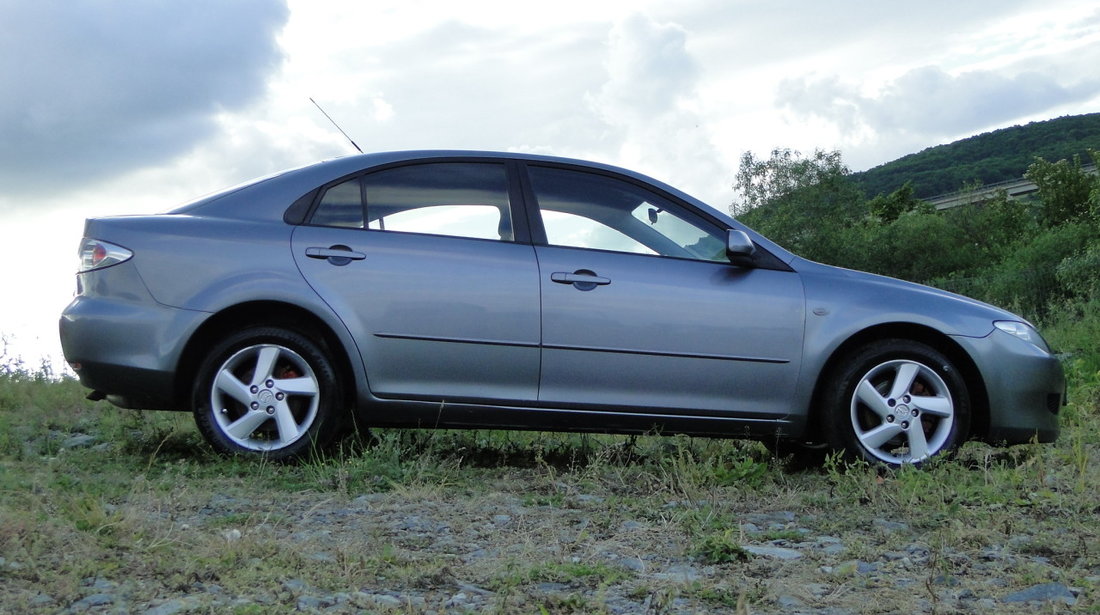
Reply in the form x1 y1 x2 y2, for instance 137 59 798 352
192 327 344 461
823 339 969 466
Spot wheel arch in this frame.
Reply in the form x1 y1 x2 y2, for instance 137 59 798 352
173 301 358 411
808 322 990 442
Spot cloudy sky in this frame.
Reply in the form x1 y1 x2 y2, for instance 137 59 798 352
2 0 1099 367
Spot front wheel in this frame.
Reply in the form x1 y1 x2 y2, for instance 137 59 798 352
823 340 970 466
192 327 344 461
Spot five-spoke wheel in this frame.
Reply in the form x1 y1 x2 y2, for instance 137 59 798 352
825 339 970 466
193 327 343 461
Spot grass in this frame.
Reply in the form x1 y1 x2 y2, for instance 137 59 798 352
1 323 1098 612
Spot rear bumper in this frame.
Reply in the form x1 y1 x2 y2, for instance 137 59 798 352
60 294 208 411
953 329 1064 444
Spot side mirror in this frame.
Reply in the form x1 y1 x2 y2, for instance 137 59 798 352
726 229 756 264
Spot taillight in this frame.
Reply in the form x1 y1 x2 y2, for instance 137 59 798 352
78 238 132 272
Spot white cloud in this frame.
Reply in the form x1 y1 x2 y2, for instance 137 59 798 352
587 15 728 203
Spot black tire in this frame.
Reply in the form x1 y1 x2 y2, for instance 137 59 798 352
192 327 344 461
823 339 970 467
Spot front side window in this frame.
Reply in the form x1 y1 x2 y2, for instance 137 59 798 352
309 162 513 241
528 166 728 262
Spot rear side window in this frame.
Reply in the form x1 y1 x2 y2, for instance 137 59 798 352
311 179 364 228
309 162 513 241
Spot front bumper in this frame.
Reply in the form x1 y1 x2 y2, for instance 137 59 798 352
953 328 1064 444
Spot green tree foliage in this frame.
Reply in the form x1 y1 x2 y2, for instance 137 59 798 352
732 148 864 262
866 182 930 223
852 113 1100 198
1024 151 1100 227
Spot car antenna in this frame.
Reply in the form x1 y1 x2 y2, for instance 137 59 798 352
309 97 364 154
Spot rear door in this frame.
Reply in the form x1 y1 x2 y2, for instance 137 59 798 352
293 161 541 403
525 164 805 418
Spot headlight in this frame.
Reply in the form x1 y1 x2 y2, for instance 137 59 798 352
994 321 1050 352
78 238 132 272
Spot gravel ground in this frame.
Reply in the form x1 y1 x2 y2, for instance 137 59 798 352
8 473 1092 615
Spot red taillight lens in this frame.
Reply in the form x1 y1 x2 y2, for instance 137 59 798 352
92 243 107 266
78 238 132 272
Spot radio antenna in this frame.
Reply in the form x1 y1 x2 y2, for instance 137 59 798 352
309 97 363 154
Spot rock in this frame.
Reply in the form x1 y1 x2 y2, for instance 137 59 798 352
456 582 493 596
857 561 879 574
297 595 332 610
932 574 959 586
282 578 308 593
745 511 796 525
491 514 512 524
352 493 386 507
1002 583 1076 605
873 519 909 532
71 593 114 611
62 434 96 449
822 543 847 556
145 598 190 611
742 545 803 560
620 557 646 572
29 594 55 608
777 595 804 608
356 592 403 608
653 565 702 582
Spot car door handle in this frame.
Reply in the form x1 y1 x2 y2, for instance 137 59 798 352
551 270 610 291
305 246 366 265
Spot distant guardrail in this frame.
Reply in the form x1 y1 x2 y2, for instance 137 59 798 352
923 164 1097 210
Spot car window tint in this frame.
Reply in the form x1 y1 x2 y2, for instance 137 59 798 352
311 178 364 228
528 166 727 262
541 210 655 254
628 203 727 261
363 163 513 241
371 204 503 240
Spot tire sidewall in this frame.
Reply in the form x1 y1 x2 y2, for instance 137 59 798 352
192 327 343 461
824 339 971 467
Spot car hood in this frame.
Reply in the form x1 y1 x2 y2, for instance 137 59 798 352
791 256 1026 338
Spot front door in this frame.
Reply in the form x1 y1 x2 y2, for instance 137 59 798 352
526 165 805 418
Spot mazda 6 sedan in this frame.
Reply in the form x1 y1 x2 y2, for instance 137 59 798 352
59 151 1064 466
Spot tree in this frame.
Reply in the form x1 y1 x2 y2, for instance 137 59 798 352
866 181 930 223
1024 152 1098 227
731 148 864 261
732 148 851 215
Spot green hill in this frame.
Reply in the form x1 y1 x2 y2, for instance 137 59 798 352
853 113 1100 199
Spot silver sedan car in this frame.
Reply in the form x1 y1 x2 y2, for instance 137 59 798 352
59 151 1064 466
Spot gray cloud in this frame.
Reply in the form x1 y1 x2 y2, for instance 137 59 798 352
778 66 1100 142
0 0 288 196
